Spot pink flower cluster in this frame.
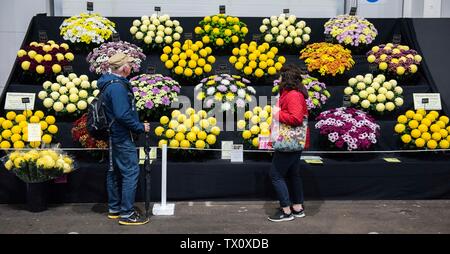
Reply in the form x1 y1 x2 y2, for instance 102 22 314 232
315 107 380 151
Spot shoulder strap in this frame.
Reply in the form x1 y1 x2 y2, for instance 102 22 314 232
100 79 131 94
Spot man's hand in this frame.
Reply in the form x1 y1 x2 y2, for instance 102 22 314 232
144 123 151 133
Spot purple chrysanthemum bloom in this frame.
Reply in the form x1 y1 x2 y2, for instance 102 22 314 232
140 91 147 97
230 85 238 93
145 101 154 109
132 87 139 93
172 86 180 93
242 78 251 84
162 86 170 92
236 99 245 108
200 78 208 83
152 88 161 94
161 96 171 106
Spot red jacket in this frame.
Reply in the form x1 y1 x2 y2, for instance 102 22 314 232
275 89 310 149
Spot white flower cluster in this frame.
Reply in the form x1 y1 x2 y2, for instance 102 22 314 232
59 13 116 44
39 73 99 115
130 14 183 46
259 14 311 46
344 74 404 113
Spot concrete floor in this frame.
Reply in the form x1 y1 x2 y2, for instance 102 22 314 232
0 200 449 234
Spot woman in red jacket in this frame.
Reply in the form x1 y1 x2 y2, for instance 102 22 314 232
269 65 310 222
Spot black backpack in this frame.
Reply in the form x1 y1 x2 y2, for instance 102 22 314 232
87 79 130 140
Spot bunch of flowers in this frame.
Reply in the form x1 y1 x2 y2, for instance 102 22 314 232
38 73 98 117
72 114 108 151
3 149 75 183
315 107 380 151
366 43 423 76
237 106 273 149
324 15 378 47
130 14 183 50
160 40 215 79
86 41 146 74
59 13 116 45
344 74 404 113
155 108 221 150
395 109 450 150
130 74 181 120
259 14 311 47
0 110 58 150
195 74 256 112
300 42 355 76
194 14 248 49
229 41 285 79
272 74 331 115
17 41 74 76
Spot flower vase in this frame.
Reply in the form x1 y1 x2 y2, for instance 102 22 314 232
26 182 48 212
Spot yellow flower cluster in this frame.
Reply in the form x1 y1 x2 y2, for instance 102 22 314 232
161 40 215 78
300 42 355 76
4 149 74 174
195 14 248 48
0 111 58 150
238 106 272 148
60 13 116 44
395 109 450 149
229 42 285 78
155 108 221 150
17 41 73 75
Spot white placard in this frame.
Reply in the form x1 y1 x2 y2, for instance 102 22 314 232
230 144 244 163
413 93 442 110
27 123 41 142
4 93 36 110
221 141 233 160
301 156 323 161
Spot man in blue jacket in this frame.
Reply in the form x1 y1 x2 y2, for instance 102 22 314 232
97 52 150 226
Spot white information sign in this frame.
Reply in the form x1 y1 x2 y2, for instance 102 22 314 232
4 93 36 110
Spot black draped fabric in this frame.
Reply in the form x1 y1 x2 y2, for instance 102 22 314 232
0 15 449 203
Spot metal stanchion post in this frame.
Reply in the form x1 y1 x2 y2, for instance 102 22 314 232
152 144 175 215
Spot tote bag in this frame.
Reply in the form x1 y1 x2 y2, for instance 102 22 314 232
270 108 308 152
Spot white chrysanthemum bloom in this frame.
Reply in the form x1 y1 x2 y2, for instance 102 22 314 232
195 84 203 91
221 102 232 112
238 89 246 98
207 87 216 96
221 80 230 85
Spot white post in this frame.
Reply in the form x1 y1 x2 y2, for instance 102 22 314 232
152 144 175 215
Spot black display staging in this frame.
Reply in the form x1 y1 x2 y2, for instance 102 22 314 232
0 15 450 203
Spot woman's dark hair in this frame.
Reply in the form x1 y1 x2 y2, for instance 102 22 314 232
278 64 309 98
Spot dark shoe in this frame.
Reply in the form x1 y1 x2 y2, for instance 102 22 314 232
108 212 120 219
292 209 306 218
119 211 149 226
268 209 295 222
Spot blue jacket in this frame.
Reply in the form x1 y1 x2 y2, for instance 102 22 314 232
97 73 144 143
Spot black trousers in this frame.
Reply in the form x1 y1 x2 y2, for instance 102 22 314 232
270 151 304 207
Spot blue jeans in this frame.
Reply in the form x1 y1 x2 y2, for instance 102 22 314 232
107 138 140 217
270 151 304 208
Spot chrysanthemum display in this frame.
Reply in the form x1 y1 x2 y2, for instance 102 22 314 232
344 74 404 113
0 110 59 150
366 43 423 76
272 74 331 115
237 106 273 149
160 40 215 79
130 74 181 120
130 14 183 49
194 74 256 112
315 107 380 151
259 14 311 47
155 108 221 150
395 109 450 150
3 149 75 183
17 41 74 76
300 42 355 76
72 114 108 152
86 41 146 74
324 15 377 47
60 13 116 45
38 73 98 117
229 41 285 79
195 14 248 49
